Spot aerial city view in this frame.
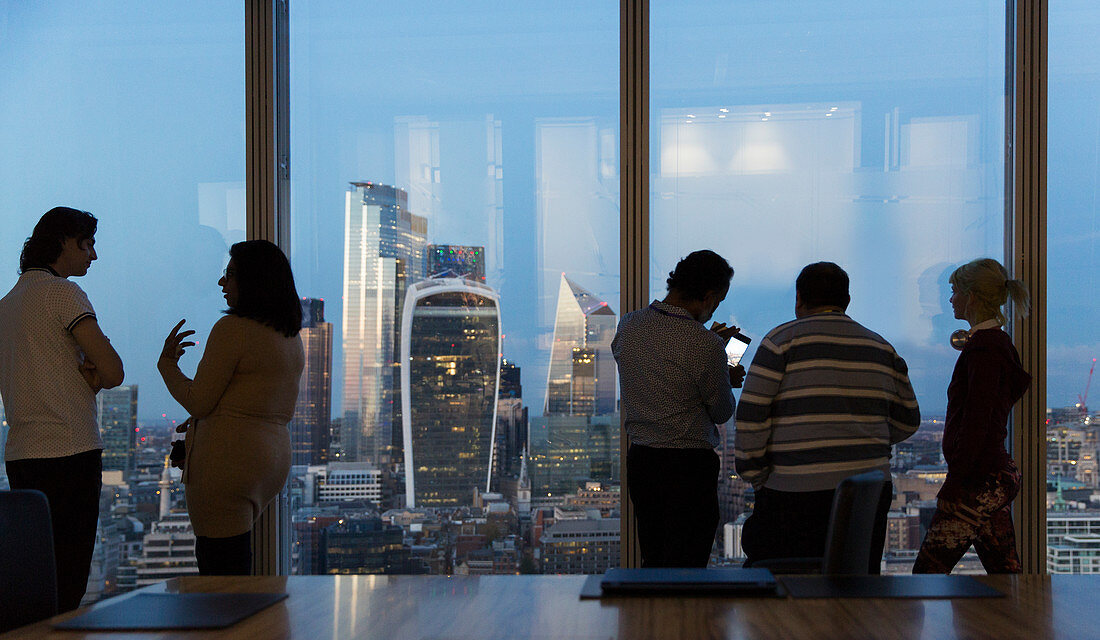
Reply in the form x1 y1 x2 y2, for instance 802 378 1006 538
2 174 1096 604
2 2 1099 609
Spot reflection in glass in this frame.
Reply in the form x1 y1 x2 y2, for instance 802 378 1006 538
288 1 618 575
652 1 1006 571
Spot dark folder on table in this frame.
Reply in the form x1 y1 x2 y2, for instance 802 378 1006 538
600 567 777 595
54 592 288 631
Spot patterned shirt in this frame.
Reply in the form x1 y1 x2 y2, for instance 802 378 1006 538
0 269 102 460
734 312 920 492
612 300 734 449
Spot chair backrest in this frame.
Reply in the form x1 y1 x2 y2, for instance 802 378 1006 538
821 470 886 575
0 490 58 632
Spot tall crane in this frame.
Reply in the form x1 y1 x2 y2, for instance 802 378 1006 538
1078 358 1097 415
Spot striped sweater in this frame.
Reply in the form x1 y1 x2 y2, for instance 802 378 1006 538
734 312 920 492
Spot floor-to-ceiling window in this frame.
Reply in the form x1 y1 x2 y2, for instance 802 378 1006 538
0 1 1061 584
650 0 1008 571
0 2 244 602
1046 0 1100 575
285 0 620 576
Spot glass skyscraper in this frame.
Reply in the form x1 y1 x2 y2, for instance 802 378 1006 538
97 385 138 475
400 276 501 507
533 275 619 496
292 298 333 466
544 275 616 416
341 182 427 466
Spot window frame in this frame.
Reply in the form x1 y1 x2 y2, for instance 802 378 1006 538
247 0 1049 574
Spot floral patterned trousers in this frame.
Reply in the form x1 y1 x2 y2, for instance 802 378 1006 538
912 465 1022 574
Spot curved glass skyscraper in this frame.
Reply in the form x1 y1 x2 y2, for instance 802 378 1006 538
401 276 501 507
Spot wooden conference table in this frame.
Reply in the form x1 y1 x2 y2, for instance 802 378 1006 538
5 574 1100 639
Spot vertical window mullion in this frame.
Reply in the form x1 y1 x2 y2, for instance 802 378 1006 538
619 0 648 569
246 0 290 575
1008 0 1048 575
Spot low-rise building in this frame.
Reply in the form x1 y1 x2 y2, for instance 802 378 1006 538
133 511 198 587
539 517 620 575
1048 534 1100 574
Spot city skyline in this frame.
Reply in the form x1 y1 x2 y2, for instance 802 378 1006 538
5 1 1100 594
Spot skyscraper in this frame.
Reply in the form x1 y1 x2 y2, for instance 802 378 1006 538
342 182 427 466
532 275 619 496
495 358 527 481
544 275 616 416
97 385 137 475
499 358 522 399
292 298 333 466
528 413 620 496
428 245 486 282
401 276 501 507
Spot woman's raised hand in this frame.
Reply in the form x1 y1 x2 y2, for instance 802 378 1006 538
160 319 197 363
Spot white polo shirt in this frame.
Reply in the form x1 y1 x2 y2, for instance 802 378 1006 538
0 268 102 460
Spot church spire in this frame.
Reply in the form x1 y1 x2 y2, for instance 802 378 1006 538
158 454 172 519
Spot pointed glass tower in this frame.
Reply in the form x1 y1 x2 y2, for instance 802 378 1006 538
544 275 617 416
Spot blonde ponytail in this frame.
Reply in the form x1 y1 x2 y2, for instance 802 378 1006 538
950 258 1030 324
1005 278 1031 318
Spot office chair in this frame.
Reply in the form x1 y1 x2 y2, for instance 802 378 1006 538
0 489 58 632
749 469 888 576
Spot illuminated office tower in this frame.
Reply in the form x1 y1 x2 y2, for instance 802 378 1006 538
494 358 527 481
342 182 427 466
97 385 138 475
292 298 333 466
544 275 616 416
499 358 522 399
528 413 619 496
428 245 486 282
401 276 501 507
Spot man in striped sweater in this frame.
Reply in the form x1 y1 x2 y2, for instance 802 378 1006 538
735 262 920 572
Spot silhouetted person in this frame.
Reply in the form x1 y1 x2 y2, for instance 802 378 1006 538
0 207 124 611
736 262 919 572
158 240 303 575
913 258 1030 574
612 250 745 567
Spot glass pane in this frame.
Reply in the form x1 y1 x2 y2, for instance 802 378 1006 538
288 0 619 575
0 3 244 602
1047 1 1100 575
651 1 1006 571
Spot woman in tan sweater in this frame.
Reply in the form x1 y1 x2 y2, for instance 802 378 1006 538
158 240 304 575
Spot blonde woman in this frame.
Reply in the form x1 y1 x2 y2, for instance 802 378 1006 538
913 258 1030 574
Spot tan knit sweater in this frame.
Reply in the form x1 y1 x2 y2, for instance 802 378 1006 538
160 314 304 538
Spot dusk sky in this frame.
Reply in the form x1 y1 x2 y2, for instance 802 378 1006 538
1 1 1097 423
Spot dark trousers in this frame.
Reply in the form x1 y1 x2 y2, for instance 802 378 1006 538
742 482 892 574
627 445 720 568
6 449 102 612
913 468 1021 574
195 531 252 576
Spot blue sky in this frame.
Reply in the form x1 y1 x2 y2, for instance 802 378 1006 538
1 1 1097 422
